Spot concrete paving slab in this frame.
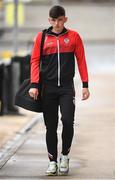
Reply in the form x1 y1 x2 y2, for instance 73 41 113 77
0 110 37 149
0 113 43 169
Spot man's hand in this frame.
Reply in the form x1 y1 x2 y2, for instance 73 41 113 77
29 88 39 100
82 88 90 100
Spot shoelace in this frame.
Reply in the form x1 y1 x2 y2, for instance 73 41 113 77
48 162 57 171
60 157 68 168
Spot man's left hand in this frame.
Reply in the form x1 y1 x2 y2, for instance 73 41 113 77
82 88 90 100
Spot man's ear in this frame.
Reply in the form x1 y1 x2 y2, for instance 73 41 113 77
48 18 50 23
64 17 68 23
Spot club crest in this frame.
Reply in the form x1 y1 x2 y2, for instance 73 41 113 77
64 38 70 44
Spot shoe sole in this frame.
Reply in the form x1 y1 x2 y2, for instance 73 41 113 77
59 170 69 176
46 172 58 176
46 170 58 176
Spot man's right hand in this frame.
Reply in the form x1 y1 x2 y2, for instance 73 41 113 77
28 88 39 100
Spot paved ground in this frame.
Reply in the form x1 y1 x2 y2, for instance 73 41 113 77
0 110 37 149
0 73 115 179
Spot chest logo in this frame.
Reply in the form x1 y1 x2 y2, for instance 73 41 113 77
46 41 53 46
64 38 70 44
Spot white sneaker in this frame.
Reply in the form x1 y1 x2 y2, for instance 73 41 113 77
59 155 69 175
46 161 58 176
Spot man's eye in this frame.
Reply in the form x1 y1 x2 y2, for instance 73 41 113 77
52 19 56 21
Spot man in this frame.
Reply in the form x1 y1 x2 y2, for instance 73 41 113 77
29 5 90 176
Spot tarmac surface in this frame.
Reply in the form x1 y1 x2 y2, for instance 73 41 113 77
0 73 115 179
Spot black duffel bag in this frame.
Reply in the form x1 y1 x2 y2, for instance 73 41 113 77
15 29 46 112
15 78 42 112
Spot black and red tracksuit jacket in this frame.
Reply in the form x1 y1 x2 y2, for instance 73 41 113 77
30 27 89 88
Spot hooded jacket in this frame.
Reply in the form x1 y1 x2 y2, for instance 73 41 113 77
30 27 88 88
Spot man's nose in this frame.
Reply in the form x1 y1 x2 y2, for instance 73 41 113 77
55 21 59 26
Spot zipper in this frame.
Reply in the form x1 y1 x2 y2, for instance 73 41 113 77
46 31 68 86
56 37 60 86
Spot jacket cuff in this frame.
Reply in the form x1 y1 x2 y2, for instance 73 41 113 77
30 83 39 88
82 82 88 88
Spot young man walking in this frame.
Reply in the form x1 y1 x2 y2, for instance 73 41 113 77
29 5 90 176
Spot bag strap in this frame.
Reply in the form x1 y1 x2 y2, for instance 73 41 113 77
40 29 47 61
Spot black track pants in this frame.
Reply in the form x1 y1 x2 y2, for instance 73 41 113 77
42 84 75 162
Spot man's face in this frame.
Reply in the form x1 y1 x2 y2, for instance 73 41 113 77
48 16 67 32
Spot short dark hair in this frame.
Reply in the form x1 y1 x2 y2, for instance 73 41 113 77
49 5 65 18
